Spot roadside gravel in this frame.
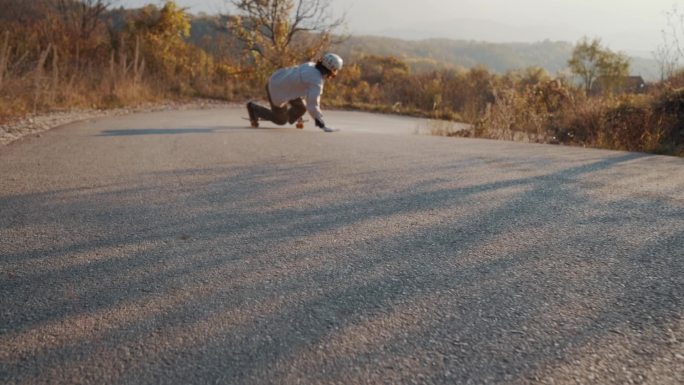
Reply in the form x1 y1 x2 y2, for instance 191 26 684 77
0 99 232 146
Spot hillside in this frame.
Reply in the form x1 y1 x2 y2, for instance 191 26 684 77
185 15 659 81
333 36 573 73
329 35 659 81
2 1 680 156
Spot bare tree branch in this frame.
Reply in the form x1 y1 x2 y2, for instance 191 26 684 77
50 0 113 40
227 0 345 69
655 5 684 80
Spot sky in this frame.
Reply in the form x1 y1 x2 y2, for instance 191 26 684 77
115 0 680 57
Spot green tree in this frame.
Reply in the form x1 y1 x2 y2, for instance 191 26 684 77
227 0 345 73
568 37 630 95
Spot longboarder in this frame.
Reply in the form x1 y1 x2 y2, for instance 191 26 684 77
246 53 343 132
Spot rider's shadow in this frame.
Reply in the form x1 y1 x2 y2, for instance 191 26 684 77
96 126 275 136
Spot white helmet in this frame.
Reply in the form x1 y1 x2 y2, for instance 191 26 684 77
320 53 343 73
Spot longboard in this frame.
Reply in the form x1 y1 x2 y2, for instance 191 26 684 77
242 117 308 129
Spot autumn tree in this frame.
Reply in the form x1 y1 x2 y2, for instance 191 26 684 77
357 55 409 85
568 37 630 95
227 0 345 73
128 1 192 81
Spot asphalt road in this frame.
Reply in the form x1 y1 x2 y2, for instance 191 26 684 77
1 107 683 385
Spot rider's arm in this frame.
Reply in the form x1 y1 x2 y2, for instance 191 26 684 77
305 84 324 123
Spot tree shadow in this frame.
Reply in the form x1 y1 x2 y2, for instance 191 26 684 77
1 152 682 384
96 126 274 136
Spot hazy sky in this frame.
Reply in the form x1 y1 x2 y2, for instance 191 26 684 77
116 0 679 56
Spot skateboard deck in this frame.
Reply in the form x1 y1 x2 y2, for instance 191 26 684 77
242 117 308 129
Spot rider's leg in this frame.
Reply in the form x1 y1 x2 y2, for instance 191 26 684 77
248 84 288 125
287 98 307 124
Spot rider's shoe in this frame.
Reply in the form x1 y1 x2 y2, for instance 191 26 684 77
246 102 259 128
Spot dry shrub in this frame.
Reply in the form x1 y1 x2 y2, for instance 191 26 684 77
425 119 469 136
0 1 248 123
472 75 684 156
552 91 683 155
665 69 684 89
651 87 684 155
476 80 575 143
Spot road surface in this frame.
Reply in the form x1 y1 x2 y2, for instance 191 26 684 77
1 107 683 384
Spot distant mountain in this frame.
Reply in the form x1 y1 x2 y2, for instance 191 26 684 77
333 36 572 73
184 16 660 82
367 18 580 46
359 17 659 61
331 35 659 81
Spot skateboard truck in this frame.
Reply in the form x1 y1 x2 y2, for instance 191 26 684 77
242 117 259 128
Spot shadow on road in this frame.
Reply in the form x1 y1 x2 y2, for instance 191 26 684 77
97 126 287 136
1 151 682 384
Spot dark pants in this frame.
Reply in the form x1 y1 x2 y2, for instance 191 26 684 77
251 84 307 125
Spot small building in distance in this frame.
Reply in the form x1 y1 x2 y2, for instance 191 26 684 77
591 75 647 95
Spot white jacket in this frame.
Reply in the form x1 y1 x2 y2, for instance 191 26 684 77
268 62 325 121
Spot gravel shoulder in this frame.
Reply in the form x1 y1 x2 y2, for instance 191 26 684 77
0 99 232 146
